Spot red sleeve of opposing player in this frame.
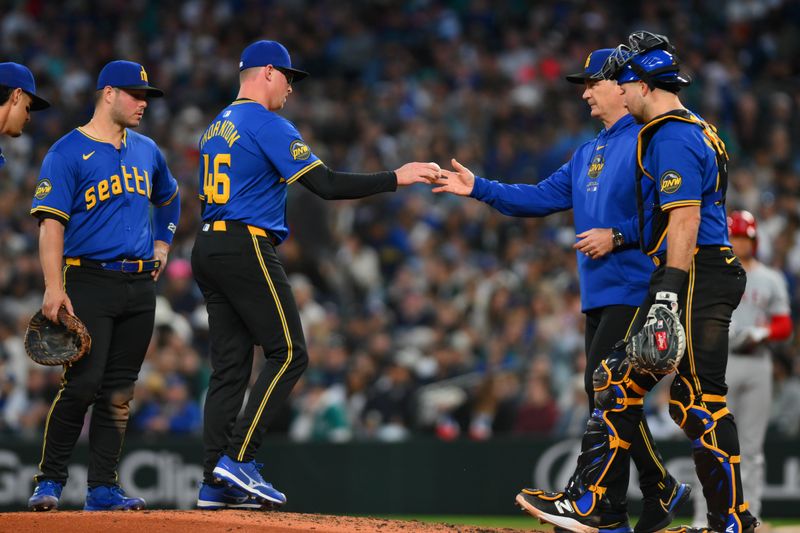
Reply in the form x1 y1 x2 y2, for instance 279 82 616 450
768 315 792 341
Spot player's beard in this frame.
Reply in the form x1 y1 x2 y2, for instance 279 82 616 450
111 104 144 129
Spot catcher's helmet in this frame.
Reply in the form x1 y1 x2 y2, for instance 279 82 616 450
593 30 691 89
615 49 691 87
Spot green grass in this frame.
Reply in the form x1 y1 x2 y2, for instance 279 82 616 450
381 515 800 531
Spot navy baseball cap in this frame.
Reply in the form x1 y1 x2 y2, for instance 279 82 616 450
565 49 614 84
239 40 309 82
0 62 50 110
96 60 164 97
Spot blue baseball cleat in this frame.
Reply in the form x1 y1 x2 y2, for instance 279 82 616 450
197 482 264 510
28 480 63 511
212 455 286 505
83 484 146 511
634 478 692 533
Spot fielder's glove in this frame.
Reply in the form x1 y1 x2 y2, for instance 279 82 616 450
24 307 91 366
626 292 686 375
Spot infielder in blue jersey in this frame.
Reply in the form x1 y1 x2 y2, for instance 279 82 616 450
435 49 689 533
0 62 50 169
27 60 180 512
191 40 439 509
516 32 757 533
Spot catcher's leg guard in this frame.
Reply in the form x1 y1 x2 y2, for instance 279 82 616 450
563 354 647 513
668 375 753 533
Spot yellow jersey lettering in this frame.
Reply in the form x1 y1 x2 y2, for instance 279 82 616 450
199 119 241 149
110 174 123 195
98 179 110 201
133 166 146 195
85 187 97 210
122 165 135 193
144 170 151 198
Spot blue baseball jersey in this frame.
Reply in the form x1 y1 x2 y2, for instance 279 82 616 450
0 145 5 169
639 111 730 255
198 98 322 243
470 114 654 312
30 128 179 260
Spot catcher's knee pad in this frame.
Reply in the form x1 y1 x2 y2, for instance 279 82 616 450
592 352 646 413
668 374 721 440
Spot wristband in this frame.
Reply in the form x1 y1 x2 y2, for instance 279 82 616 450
658 266 688 295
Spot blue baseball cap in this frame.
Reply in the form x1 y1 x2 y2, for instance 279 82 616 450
239 40 309 82
565 49 614 84
96 60 164 97
0 62 50 110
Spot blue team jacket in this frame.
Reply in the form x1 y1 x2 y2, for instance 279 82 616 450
470 114 653 312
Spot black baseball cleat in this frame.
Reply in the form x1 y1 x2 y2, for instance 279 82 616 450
516 488 633 533
634 477 692 533
666 509 759 533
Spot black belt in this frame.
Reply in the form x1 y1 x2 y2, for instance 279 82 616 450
65 257 160 273
201 220 279 245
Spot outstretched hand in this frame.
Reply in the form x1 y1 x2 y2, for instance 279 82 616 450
432 158 475 196
395 162 442 186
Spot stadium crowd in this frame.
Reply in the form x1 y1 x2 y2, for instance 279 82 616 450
1 0 799 443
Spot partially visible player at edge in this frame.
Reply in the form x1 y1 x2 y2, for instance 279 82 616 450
191 39 440 509
27 60 180 512
0 62 50 169
433 48 690 533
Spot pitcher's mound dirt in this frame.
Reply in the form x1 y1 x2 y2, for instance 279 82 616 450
0 510 540 533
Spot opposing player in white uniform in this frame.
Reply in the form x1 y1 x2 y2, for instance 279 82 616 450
693 210 792 526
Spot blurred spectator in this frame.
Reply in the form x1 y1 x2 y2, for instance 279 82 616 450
513 367 560 436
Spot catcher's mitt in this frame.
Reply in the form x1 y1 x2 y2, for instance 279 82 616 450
626 304 686 375
24 307 91 366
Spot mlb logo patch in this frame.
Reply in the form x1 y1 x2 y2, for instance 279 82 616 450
202 223 210 232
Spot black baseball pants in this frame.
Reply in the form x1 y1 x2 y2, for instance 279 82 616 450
191 222 308 483
585 305 669 499
36 266 155 487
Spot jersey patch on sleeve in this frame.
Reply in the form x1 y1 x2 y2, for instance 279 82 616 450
660 170 682 194
34 179 53 200
290 140 311 161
